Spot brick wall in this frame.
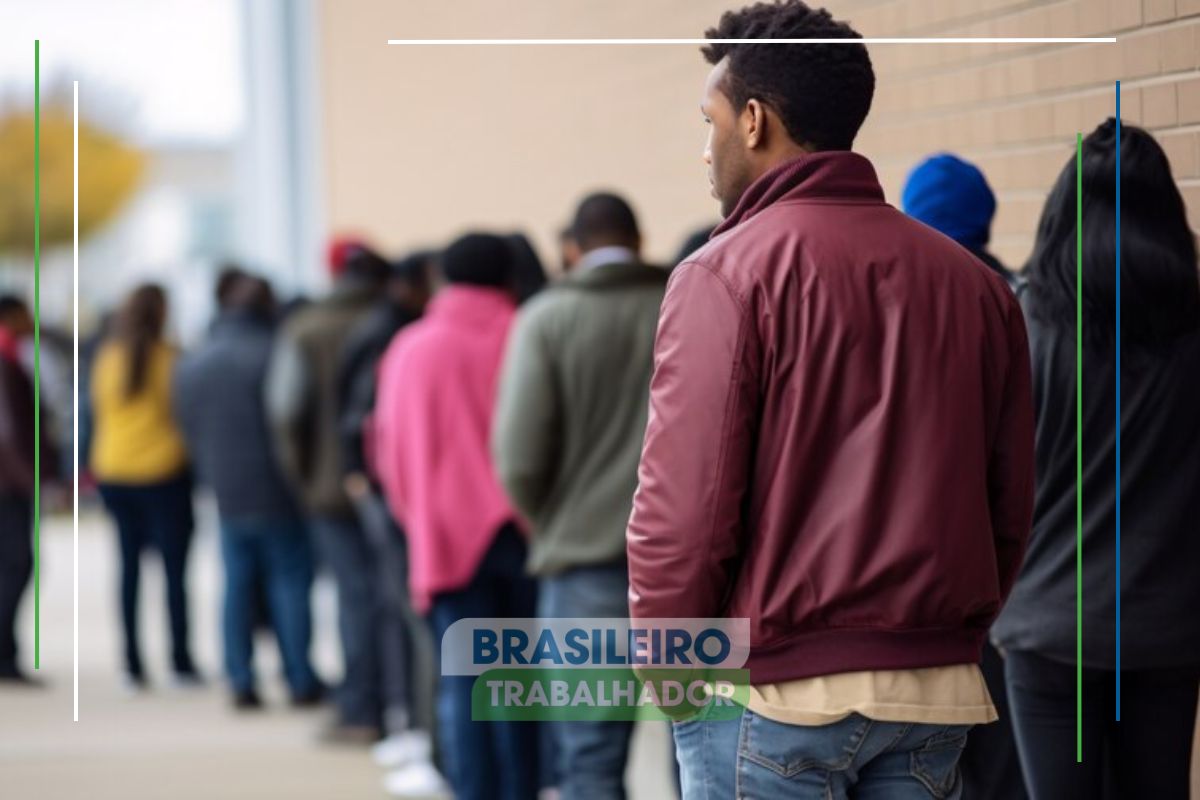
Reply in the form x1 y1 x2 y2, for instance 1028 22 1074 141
318 0 1199 270
844 0 1200 269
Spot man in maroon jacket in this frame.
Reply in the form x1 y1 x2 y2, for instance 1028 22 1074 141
626 3 1035 797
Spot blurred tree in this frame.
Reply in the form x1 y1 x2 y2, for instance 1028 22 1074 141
0 106 143 257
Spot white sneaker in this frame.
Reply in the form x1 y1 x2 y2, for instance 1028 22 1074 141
372 730 433 768
382 760 450 797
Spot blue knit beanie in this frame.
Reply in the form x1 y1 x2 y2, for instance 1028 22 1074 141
901 154 996 251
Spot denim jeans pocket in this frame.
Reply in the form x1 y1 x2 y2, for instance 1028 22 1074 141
909 725 970 798
737 710 870 778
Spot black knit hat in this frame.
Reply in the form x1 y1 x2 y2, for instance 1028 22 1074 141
440 233 513 289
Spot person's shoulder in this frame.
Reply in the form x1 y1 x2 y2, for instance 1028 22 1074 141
515 284 579 329
382 314 438 360
280 300 332 342
668 233 757 309
176 334 229 374
92 340 122 372
686 213 797 278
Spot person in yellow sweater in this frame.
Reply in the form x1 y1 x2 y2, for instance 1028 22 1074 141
91 283 198 688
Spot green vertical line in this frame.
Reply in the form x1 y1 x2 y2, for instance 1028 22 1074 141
1075 131 1083 763
33 40 42 670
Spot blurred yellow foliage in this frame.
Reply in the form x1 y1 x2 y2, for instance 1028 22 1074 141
0 107 143 256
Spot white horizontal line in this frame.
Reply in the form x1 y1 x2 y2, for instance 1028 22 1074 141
386 37 1117 46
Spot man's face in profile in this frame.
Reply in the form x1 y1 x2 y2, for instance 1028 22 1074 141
701 58 754 218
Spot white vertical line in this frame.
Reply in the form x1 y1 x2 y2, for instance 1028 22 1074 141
72 80 79 724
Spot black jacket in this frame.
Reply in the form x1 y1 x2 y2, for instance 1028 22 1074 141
0 342 56 495
337 302 419 478
993 293 1200 669
174 311 301 522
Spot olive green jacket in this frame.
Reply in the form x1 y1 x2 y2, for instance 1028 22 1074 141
492 260 670 576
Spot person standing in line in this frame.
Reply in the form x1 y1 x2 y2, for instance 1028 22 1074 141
625 3 1036 798
174 273 324 710
265 241 389 743
900 153 1028 800
902 153 1020 290
338 252 447 796
91 284 199 689
992 120 1200 800
1 297 73 498
493 192 669 800
373 234 538 800
0 296 57 685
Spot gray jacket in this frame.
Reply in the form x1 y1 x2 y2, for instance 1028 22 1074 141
174 311 300 522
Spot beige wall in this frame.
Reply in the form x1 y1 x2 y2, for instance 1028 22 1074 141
855 0 1200 268
316 0 1200 271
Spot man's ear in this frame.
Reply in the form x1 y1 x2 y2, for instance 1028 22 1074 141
743 98 768 150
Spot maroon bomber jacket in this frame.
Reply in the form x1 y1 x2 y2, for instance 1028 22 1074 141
626 151 1035 684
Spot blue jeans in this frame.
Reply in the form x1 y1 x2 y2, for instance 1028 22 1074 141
219 516 320 697
538 562 635 800
98 474 195 677
674 709 970 799
311 515 381 727
428 524 539 800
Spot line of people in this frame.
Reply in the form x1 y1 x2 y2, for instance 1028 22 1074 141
4 2 1200 798
2 122 1197 798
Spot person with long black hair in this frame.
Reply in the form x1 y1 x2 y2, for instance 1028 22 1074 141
992 119 1200 799
91 283 199 689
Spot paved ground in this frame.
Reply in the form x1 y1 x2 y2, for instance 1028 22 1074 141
5 508 1197 798
0 506 677 800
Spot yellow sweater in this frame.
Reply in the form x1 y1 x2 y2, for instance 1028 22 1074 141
90 341 188 484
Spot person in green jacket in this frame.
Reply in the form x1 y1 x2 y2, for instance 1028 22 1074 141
492 192 670 799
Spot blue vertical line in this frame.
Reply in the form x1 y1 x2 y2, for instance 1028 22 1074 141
1114 81 1121 722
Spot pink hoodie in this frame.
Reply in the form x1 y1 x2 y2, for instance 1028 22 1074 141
372 285 520 612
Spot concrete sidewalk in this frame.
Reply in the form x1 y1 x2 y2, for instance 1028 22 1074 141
0 507 676 799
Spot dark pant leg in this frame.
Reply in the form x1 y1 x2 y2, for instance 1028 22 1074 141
959 642 1028 799
428 589 501 800
260 519 320 697
219 520 259 693
1005 649 1108 800
390 531 437 736
481 526 539 800
1109 666 1199 799
356 492 419 733
99 483 148 677
312 515 381 727
539 563 635 800
145 476 195 674
0 493 33 674
426 525 539 800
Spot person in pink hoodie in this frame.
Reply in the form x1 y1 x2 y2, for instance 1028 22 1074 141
372 232 538 800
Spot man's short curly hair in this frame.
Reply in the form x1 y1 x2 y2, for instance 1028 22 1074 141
702 1 874 151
